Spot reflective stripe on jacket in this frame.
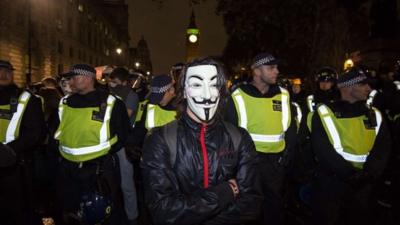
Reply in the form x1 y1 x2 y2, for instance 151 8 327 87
307 95 315 112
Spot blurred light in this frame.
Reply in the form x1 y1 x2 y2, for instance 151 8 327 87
292 78 302 85
146 71 150 75
135 62 140 68
116 48 122 55
42 217 55 225
344 59 354 70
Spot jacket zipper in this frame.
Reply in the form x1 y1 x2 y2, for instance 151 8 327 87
200 124 209 188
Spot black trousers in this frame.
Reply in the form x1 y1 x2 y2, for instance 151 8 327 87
311 174 373 225
56 154 123 225
0 163 33 225
257 153 286 225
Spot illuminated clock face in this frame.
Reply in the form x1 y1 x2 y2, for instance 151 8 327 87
188 34 198 43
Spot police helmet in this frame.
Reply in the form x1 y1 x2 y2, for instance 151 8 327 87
76 192 112 225
315 67 338 83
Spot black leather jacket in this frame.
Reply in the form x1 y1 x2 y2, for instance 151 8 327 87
141 112 263 225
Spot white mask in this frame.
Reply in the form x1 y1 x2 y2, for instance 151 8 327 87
184 65 220 122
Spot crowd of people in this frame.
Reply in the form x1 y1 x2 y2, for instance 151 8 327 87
0 54 399 225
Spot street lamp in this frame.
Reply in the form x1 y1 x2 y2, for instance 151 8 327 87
116 48 122 55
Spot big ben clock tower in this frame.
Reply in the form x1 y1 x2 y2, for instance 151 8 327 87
186 10 200 62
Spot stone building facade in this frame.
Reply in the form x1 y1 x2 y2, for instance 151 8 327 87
0 0 130 86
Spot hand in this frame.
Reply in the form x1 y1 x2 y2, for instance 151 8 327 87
125 145 142 162
0 143 17 167
228 179 239 198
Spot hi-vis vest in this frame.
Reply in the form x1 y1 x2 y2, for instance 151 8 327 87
232 87 291 153
292 102 302 131
307 95 316 112
134 99 148 127
145 104 176 130
306 111 314 132
317 104 382 169
0 91 31 144
54 95 118 162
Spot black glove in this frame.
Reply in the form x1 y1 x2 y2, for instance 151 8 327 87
125 145 142 163
0 143 17 167
347 171 370 189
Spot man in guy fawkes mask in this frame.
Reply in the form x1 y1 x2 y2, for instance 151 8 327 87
141 57 263 225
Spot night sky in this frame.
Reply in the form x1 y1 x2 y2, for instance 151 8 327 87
128 0 227 74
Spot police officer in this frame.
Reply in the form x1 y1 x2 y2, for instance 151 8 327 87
0 60 45 225
306 67 340 112
52 64 130 225
311 67 391 225
143 74 176 130
297 68 341 177
225 53 297 225
129 74 177 145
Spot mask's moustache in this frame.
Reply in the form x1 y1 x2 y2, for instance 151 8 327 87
192 98 218 105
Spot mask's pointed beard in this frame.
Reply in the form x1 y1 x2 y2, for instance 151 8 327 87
204 108 210 121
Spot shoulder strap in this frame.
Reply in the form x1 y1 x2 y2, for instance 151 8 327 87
162 120 178 166
9 88 22 113
222 121 241 153
98 94 113 119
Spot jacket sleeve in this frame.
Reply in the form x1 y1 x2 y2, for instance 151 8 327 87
281 102 299 167
7 94 46 156
109 98 130 153
141 129 235 225
311 112 356 180
205 128 263 224
363 117 391 180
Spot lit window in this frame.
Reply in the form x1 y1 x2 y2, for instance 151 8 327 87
56 19 62 30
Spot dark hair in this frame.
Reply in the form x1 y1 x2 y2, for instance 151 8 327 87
109 67 129 82
175 57 228 119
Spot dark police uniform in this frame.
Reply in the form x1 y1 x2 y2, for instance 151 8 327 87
52 86 130 225
311 68 391 225
226 83 297 225
0 83 45 225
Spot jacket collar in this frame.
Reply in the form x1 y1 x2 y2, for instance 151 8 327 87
181 110 219 133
